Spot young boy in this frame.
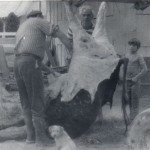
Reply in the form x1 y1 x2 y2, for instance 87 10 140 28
125 38 147 121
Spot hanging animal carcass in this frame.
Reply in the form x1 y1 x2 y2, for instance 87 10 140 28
45 1 128 138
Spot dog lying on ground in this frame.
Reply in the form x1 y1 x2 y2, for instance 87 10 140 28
48 125 77 150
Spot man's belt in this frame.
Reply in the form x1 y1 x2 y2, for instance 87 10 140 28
15 53 41 61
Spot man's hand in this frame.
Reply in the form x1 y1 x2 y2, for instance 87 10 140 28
132 77 138 83
53 71 61 77
51 25 59 38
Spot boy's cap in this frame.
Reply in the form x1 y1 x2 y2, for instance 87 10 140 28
27 10 42 18
128 38 141 48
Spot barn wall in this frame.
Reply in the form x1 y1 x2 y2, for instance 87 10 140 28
2 2 150 67
45 1 150 60
3 1 150 67
104 2 150 98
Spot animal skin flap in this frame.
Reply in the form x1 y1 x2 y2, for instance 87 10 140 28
48 2 119 103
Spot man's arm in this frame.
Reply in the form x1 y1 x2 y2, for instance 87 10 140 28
38 62 60 77
132 56 148 82
39 20 73 52
55 29 73 52
45 37 57 67
51 25 73 53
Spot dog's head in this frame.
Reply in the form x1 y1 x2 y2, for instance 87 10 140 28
48 125 64 139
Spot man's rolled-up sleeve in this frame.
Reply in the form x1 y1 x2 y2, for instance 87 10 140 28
38 19 53 36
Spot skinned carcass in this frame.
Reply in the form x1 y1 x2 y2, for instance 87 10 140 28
46 1 128 138
48 1 119 103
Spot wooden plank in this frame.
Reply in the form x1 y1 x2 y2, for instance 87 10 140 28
0 126 26 142
95 0 146 3
141 83 150 85
54 0 145 3
0 45 9 78
0 38 15 45
49 0 144 3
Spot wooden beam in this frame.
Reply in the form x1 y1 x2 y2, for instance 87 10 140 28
56 0 148 3
0 45 9 78
57 0 147 3
87 0 146 3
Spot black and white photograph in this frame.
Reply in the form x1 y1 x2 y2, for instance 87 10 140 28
0 0 150 149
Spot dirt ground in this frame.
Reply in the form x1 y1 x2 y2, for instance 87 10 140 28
0 105 129 150
0 85 150 150
0 141 127 150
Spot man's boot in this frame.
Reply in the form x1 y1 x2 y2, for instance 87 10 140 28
32 116 50 147
23 111 35 144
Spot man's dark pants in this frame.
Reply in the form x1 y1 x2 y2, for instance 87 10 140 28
14 55 47 143
127 80 140 121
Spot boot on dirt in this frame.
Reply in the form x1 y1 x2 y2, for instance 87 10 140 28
32 117 51 147
23 111 35 144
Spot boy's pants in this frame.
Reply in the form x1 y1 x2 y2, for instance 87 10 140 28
127 80 140 121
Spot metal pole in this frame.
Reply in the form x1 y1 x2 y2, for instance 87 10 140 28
39 1 41 11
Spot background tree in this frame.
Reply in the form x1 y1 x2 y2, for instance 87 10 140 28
0 19 3 32
5 12 20 32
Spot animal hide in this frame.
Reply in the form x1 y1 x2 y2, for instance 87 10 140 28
48 2 119 103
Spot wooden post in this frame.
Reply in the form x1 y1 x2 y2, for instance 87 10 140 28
39 1 41 11
0 45 9 79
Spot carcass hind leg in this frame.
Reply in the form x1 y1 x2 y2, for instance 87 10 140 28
63 0 79 25
73 0 87 7
92 2 107 38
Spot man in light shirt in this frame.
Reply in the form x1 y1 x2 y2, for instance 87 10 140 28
14 10 58 146
53 5 95 65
